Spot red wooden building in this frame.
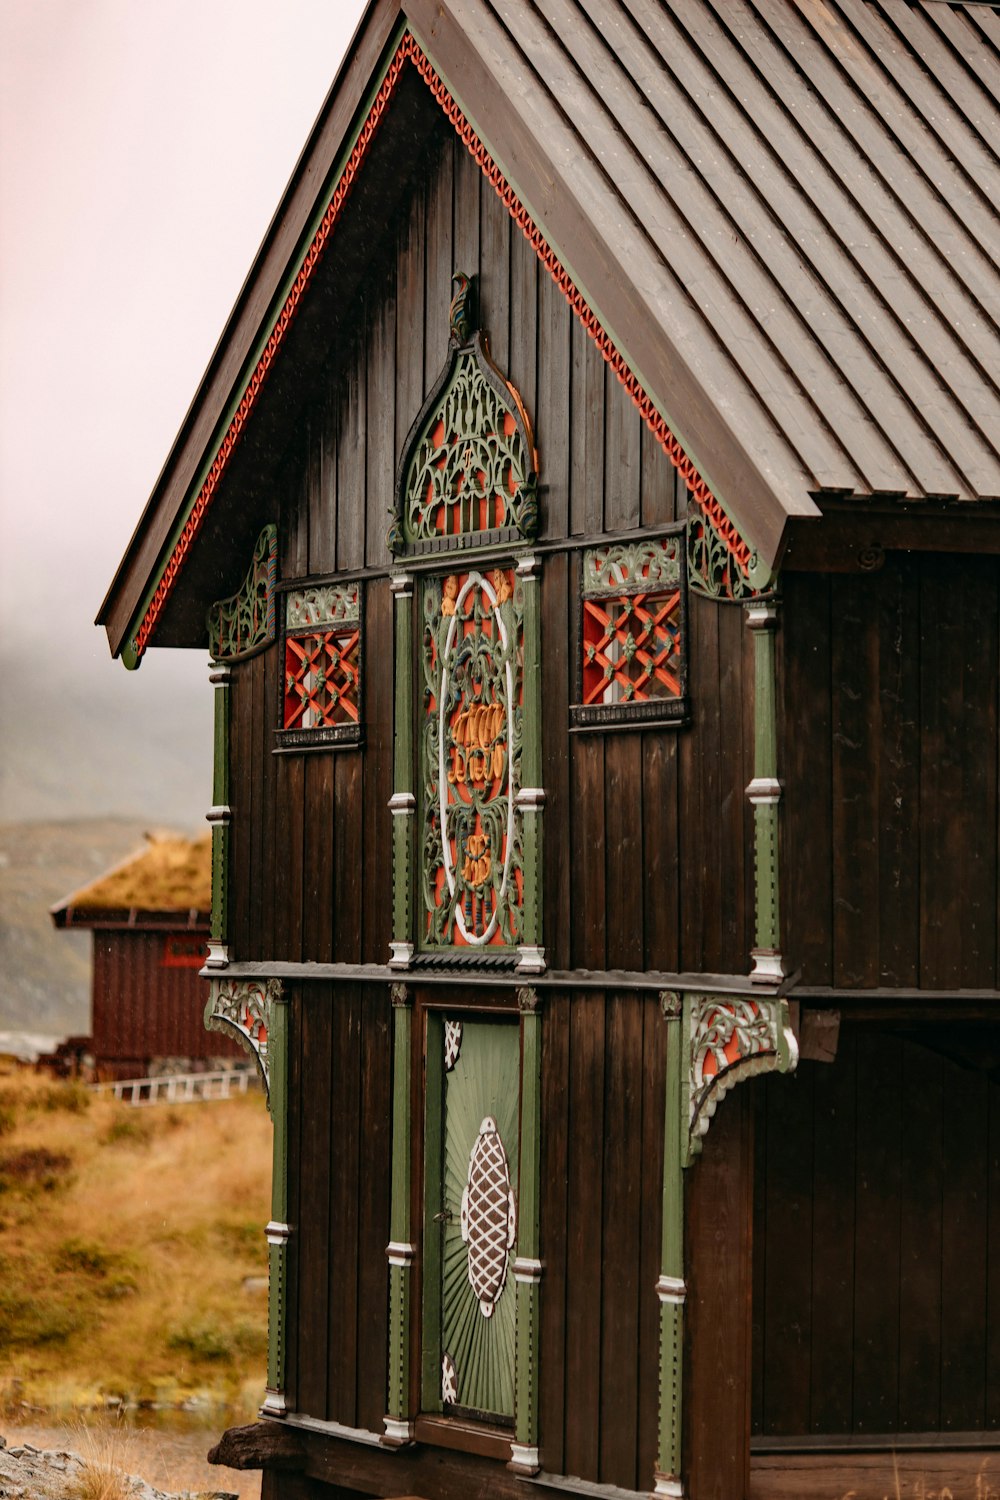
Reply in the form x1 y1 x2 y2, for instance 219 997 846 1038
99 3 999 1497
51 833 241 1079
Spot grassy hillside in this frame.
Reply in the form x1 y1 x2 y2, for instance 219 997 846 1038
0 1067 271 1419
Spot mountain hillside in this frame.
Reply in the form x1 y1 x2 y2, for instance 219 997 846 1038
0 818 185 1037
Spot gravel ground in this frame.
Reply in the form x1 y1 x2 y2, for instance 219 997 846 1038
4 1424 260 1500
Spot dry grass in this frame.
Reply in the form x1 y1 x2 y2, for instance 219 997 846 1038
66 1419 137 1500
0 1066 270 1416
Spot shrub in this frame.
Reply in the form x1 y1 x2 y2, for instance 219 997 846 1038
0 1145 73 1192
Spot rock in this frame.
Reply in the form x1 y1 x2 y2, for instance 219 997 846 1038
0 1435 237 1500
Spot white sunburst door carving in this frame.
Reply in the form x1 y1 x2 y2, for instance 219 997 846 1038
436 1016 519 1420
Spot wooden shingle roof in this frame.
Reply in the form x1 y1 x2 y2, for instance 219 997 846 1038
100 0 1000 662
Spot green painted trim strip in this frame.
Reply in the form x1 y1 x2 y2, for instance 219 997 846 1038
420 1013 444 1411
657 1001 685 1484
392 582 415 952
515 1002 542 1448
121 21 410 668
210 672 230 947
388 992 413 1420
267 996 290 1396
519 567 543 952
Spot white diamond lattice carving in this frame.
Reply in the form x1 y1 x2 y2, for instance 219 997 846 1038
460 1115 517 1319
444 1019 463 1072
441 1352 458 1404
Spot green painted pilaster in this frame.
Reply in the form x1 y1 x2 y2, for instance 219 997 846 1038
385 982 415 1444
390 575 416 969
420 1013 445 1412
516 556 545 976
262 991 290 1416
746 600 786 984
206 662 231 968
512 987 543 1475
654 991 686 1499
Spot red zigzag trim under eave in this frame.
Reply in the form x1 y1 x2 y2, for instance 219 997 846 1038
132 31 750 662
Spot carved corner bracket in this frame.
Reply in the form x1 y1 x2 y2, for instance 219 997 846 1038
683 994 797 1165
205 978 284 1107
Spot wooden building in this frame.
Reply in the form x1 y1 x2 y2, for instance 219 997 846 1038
51 833 242 1079
98 2 1000 1496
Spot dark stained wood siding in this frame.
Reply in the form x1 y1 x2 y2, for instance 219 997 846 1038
90 930 241 1074
752 1026 1000 1440
782 557 1000 989
539 988 665 1493
224 126 753 978
285 980 392 1432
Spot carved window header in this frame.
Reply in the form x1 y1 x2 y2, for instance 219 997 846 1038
389 274 538 557
571 531 689 731
276 581 363 753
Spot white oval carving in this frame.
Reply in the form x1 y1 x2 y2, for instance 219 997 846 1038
460 1115 517 1318
436 572 515 945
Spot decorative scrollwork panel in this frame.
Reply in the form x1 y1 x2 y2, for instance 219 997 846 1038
421 568 524 952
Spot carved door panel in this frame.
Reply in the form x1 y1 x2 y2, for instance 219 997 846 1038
429 1014 519 1423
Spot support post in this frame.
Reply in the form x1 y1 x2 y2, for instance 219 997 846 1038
262 989 290 1416
746 600 785 983
516 556 545 975
511 986 543 1474
385 982 415 1444
390 574 415 969
654 991 686 1498
206 661 231 968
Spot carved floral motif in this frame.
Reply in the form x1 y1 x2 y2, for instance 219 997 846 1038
204 978 283 1102
206 526 277 661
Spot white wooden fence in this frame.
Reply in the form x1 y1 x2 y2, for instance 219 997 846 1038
93 1068 258 1106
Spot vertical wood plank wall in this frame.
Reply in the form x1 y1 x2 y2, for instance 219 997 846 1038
91 931 241 1075
226 125 755 980
752 1029 1000 1440
782 558 1000 989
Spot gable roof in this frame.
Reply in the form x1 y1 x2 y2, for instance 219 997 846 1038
51 833 212 927
99 0 1000 664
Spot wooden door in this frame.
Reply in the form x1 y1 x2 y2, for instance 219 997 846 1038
424 1012 520 1424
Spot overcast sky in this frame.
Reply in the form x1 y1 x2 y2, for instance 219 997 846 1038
0 0 367 827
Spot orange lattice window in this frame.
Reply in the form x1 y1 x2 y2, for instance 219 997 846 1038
277 583 363 751
283 629 359 730
572 534 689 730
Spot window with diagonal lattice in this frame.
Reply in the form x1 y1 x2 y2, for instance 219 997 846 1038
276 582 363 751
571 533 689 730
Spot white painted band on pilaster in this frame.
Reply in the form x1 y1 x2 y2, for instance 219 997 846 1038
516 945 546 975
265 1221 291 1246
656 1274 687 1305
382 1417 414 1445
746 777 782 805
513 1256 544 1284
516 786 546 810
206 805 232 824
509 1443 540 1473
750 948 788 984
653 1475 684 1498
386 1241 417 1267
204 941 230 970
388 792 416 815
516 554 539 576
260 1389 288 1418
209 664 232 685
389 942 414 970
746 602 778 630
389 574 413 599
